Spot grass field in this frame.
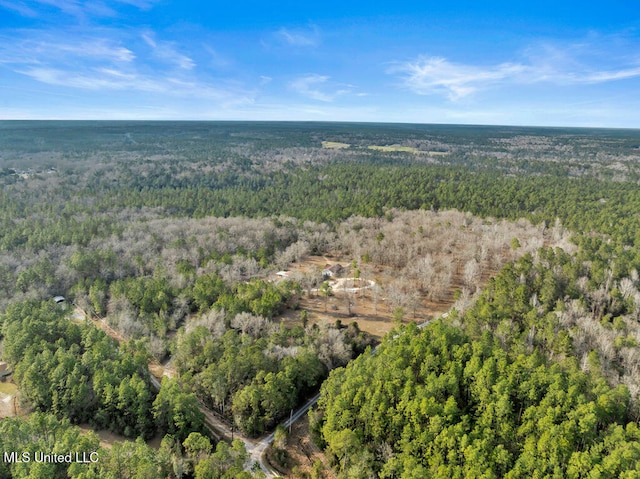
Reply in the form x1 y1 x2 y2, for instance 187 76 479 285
0 382 17 395
321 140 449 156
367 144 420 153
367 144 448 155
321 141 351 149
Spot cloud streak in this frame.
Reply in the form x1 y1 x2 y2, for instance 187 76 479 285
142 31 195 70
276 26 320 47
0 34 135 66
0 29 252 106
290 74 332 101
0 0 158 19
16 64 253 105
32 0 118 19
51 38 135 62
392 49 640 100
0 0 38 17
114 0 157 9
7 0 158 18
391 57 527 100
289 74 355 102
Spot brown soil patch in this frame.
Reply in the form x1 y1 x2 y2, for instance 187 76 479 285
0 394 18 418
78 425 163 450
148 362 172 380
78 425 132 449
0 378 25 418
278 254 464 339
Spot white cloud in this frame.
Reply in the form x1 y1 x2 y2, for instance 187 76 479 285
17 65 252 103
141 32 157 48
115 0 157 9
34 0 118 18
289 74 336 102
393 44 640 101
55 39 135 62
0 0 38 17
203 46 230 69
0 30 252 107
276 26 320 47
142 31 195 70
18 66 164 92
0 35 135 65
288 74 367 103
24 0 157 19
391 56 528 100
0 0 157 22
34 0 85 16
582 67 640 83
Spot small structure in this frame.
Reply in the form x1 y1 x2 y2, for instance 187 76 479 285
53 296 67 310
276 271 290 278
322 264 343 278
0 362 12 379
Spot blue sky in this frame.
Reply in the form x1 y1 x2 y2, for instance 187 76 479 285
1 0 639 127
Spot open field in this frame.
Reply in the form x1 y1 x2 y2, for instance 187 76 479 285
78 425 164 450
0 381 17 395
321 140 448 156
78 425 132 449
367 144 448 155
0 381 19 418
277 252 499 338
368 144 422 153
321 141 351 149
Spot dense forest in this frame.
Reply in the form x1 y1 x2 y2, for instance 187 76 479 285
2 121 640 478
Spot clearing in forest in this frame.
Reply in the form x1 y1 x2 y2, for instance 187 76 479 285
321 141 351 149
277 209 571 339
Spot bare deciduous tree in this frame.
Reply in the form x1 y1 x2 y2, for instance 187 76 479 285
231 312 269 338
315 326 351 370
463 259 482 293
186 308 226 338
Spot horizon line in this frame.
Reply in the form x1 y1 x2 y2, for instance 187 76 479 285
1 119 639 132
